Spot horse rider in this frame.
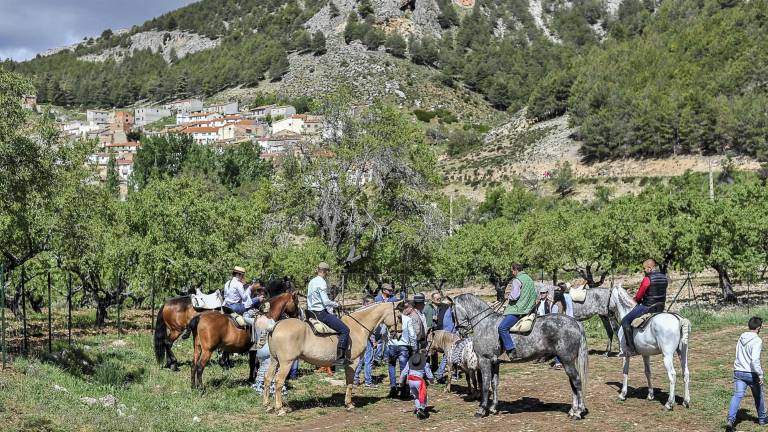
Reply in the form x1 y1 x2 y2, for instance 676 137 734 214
307 262 351 368
497 263 537 361
620 258 669 354
243 279 266 326
223 266 249 314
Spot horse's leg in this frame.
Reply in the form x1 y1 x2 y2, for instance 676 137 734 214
248 351 259 384
167 329 180 371
600 315 614 356
618 356 630 401
471 369 480 399
197 349 212 390
663 352 677 411
563 362 582 419
274 360 293 416
679 345 690 408
643 355 654 401
445 360 452 393
344 362 356 410
489 361 500 415
475 358 492 417
262 357 279 411
191 339 199 389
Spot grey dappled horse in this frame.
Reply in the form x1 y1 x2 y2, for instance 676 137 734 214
609 285 691 410
570 287 620 355
452 293 589 419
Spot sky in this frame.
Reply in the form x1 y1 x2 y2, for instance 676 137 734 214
0 0 198 61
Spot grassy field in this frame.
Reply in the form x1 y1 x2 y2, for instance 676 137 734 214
2 306 768 431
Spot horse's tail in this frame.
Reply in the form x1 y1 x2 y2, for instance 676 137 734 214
154 305 167 365
679 316 691 353
187 314 201 340
576 327 589 390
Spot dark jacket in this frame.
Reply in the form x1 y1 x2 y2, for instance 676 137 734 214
643 271 668 313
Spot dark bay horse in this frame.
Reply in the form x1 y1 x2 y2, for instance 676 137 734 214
154 278 295 371
189 290 300 389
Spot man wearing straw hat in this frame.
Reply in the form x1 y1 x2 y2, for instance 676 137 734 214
223 266 248 314
307 262 351 368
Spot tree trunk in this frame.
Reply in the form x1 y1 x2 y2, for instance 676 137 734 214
713 264 737 303
95 300 109 328
551 269 558 286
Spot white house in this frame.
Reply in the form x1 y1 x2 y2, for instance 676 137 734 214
272 117 305 135
135 107 172 127
184 126 220 144
204 101 239 115
252 104 296 120
165 98 204 113
87 109 113 126
257 131 301 155
177 111 222 125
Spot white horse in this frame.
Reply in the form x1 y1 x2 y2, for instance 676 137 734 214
609 284 691 410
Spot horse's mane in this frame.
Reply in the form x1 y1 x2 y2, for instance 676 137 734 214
166 295 192 306
615 285 636 310
454 293 492 315
351 301 392 314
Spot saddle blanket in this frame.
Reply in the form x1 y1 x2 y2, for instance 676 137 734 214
308 318 339 335
191 289 224 310
228 313 249 329
509 313 536 334
569 288 587 303
450 338 478 370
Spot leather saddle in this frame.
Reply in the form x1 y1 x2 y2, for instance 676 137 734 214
509 313 536 334
631 311 680 330
227 313 249 330
304 309 339 336
191 289 224 310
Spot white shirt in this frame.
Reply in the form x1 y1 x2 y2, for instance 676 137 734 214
734 331 764 378
307 275 338 312
223 277 247 306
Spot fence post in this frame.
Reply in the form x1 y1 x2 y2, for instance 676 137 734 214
48 271 52 353
150 273 155 331
67 272 72 345
1 264 6 369
21 266 28 356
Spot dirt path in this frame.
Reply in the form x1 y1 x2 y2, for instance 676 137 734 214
274 327 734 432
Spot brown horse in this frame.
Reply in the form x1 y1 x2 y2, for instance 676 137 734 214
189 291 300 389
154 278 296 370
263 301 402 415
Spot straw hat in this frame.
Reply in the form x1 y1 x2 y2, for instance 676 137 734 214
233 266 246 274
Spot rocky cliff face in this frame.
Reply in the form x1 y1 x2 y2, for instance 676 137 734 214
306 0 444 38
79 30 219 63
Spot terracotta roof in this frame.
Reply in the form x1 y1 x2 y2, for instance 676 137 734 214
183 127 220 133
105 141 140 147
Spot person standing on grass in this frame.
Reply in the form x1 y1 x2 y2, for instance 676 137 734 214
353 295 377 388
727 316 766 431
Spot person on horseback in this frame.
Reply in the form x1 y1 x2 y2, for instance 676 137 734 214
223 266 248 314
620 259 668 354
242 280 266 326
497 263 537 360
307 262 350 368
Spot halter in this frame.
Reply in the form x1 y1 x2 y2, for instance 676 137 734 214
453 300 503 338
341 302 399 336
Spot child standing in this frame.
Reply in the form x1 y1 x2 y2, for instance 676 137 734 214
727 316 766 431
400 351 434 419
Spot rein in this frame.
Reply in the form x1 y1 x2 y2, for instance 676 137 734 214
455 300 504 338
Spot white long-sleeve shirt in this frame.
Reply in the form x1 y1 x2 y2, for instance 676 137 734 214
307 275 338 312
735 331 764 378
223 277 247 306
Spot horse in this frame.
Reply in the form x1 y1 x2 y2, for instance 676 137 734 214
568 286 621 356
427 330 481 398
153 278 295 370
608 284 691 410
188 291 301 389
452 293 589 419
262 301 402 416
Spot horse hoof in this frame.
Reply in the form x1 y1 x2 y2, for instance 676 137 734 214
647 394 654 401
474 411 487 418
617 395 626 402
265 406 274 413
489 409 498 416
682 401 690 409
664 403 673 411
277 409 287 417
570 413 582 420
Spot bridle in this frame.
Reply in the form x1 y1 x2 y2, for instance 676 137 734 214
453 301 503 338
341 302 400 336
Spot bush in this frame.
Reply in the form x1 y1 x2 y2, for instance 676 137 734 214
414 109 438 123
385 33 407 58
447 128 484 156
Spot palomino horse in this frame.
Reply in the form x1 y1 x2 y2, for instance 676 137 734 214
427 330 480 398
262 301 402 415
452 293 589 419
609 285 691 410
154 278 295 370
189 291 300 389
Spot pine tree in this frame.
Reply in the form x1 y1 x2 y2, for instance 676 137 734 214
385 33 407 58
106 152 120 197
329 1 340 18
358 0 374 18
269 51 290 81
311 31 327 55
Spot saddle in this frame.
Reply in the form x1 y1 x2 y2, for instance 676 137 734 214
191 289 224 310
227 313 249 330
630 312 678 330
304 310 339 336
509 313 536 334
569 287 587 303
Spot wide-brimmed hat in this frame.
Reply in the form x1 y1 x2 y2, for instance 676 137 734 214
381 283 392 294
409 352 426 370
233 266 246 274
538 285 550 293
318 262 331 271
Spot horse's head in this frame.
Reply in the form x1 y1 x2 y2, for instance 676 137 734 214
382 301 403 331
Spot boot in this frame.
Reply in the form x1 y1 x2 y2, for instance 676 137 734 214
389 387 399 398
335 346 350 369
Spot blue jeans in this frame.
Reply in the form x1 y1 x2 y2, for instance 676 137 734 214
387 345 411 388
621 304 649 349
498 314 520 352
226 303 246 314
315 310 350 350
354 340 374 385
435 353 449 379
728 371 766 424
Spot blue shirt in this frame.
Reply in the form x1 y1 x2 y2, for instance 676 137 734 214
442 306 456 333
307 275 338 312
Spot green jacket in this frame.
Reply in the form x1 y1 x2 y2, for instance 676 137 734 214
503 272 537 316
